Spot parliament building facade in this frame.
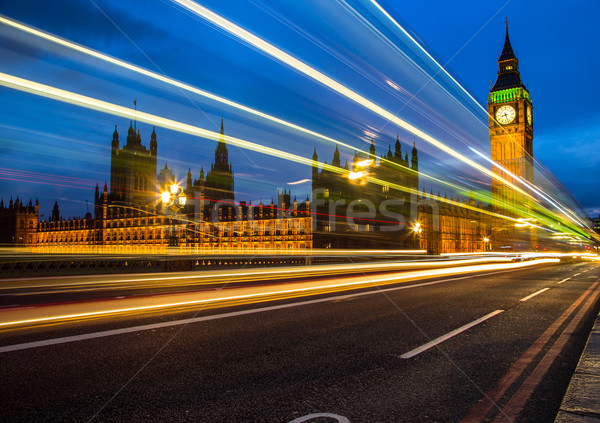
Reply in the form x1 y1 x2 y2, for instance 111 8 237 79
1 25 534 254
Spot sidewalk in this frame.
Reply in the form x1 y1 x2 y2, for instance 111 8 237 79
555 311 600 422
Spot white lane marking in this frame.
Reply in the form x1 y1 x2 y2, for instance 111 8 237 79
573 273 582 277
400 310 504 359
0 266 535 354
0 274 481 353
558 278 570 284
520 287 551 302
289 413 350 423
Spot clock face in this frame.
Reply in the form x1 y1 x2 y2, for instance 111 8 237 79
496 105 516 125
527 106 532 126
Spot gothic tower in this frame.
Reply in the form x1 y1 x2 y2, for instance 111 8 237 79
488 22 535 249
109 120 158 207
488 22 534 217
204 118 234 202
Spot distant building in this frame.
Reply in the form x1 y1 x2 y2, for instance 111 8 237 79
27 120 311 252
311 137 418 249
109 122 157 208
0 197 38 245
2 26 549 254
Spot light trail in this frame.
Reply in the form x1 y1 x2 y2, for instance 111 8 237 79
468 146 589 232
0 72 341 175
0 14 494 208
367 0 596 241
0 258 559 329
171 0 533 201
1 14 592 239
367 0 484 113
0 71 525 228
0 15 360 158
0 256 511 291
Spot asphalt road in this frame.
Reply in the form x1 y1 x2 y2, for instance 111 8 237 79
1 260 599 422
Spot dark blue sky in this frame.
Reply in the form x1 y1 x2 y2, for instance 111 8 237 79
0 0 598 221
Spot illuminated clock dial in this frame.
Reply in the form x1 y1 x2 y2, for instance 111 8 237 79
527 106 532 126
496 105 516 125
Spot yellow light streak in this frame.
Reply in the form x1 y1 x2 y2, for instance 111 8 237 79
0 72 342 175
0 15 359 158
355 159 373 167
0 257 507 292
0 71 527 229
469 146 589 232
348 171 365 180
3 13 593 242
0 15 491 207
171 0 533 200
0 258 560 329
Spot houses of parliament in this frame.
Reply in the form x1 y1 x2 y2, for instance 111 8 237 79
0 26 535 254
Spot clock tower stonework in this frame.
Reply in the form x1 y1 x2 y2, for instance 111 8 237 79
488 23 535 248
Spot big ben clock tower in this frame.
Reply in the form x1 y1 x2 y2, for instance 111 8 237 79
488 22 534 218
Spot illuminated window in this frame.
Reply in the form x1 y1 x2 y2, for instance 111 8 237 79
323 189 329 198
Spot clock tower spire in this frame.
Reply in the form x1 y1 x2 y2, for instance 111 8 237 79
488 21 535 248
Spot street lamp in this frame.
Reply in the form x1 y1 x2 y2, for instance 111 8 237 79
413 222 422 234
160 182 187 246
483 237 491 251
412 221 423 250
161 183 186 211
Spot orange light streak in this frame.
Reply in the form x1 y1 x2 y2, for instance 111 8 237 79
0 258 559 329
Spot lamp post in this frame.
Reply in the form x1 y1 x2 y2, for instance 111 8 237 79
160 183 187 247
412 221 422 250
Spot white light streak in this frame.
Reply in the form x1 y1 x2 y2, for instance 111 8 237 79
287 178 311 185
0 15 358 155
170 0 533 200
0 258 560 329
0 14 476 202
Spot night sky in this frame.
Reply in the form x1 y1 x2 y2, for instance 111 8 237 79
0 0 598 223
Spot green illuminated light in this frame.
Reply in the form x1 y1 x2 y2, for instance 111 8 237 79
489 87 531 104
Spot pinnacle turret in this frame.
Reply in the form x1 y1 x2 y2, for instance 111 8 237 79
491 20 525 92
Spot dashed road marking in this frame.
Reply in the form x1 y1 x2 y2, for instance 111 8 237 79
520 288 550 302
400 310 504 359
289 413 350 422
558 278 570 284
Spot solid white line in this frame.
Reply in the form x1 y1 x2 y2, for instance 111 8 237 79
0 274 479 353
558 278 570 284
520 287 551 302
0 265 538 353
400 310 504 359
